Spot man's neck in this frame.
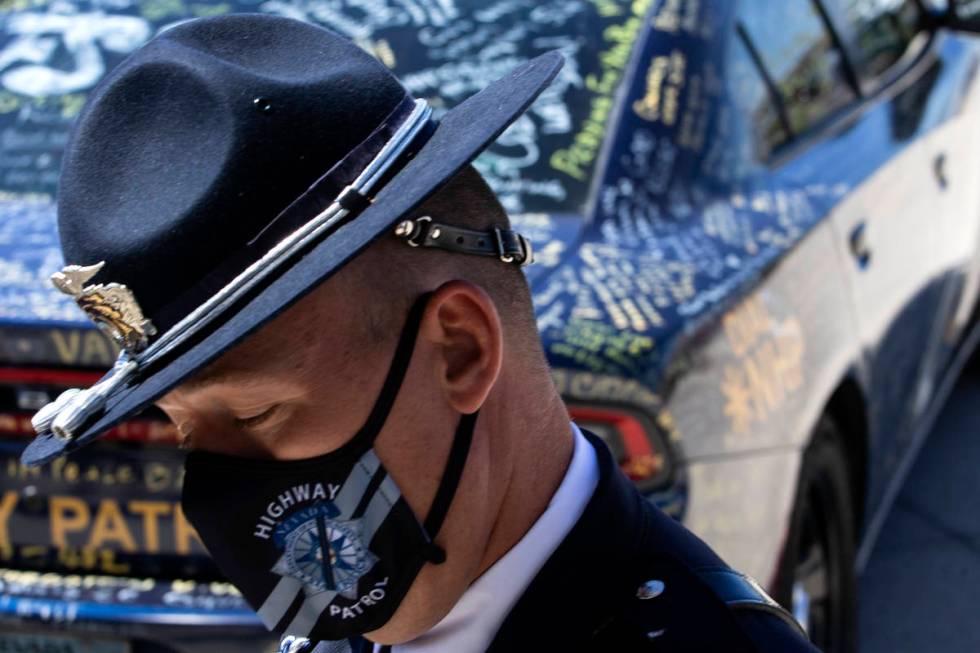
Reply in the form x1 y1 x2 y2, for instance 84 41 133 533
475 383 574 578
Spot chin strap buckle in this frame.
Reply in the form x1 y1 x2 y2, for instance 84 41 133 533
394 217 533 267
394 216 431 247
493 226 534 266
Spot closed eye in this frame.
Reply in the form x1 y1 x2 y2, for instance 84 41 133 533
233 405 280 430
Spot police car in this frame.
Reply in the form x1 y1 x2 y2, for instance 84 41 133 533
3 1 980 652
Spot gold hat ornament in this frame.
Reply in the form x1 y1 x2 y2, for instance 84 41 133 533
51 261 157 354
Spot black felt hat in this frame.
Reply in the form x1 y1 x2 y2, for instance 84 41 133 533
22 13 562 466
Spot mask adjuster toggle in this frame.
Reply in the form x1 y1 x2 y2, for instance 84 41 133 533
422 542 447 565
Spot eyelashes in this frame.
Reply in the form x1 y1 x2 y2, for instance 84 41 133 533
173 404 284 452
233 404 281 430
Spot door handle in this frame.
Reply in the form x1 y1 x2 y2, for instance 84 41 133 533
850 222 871 269
934 152 948 189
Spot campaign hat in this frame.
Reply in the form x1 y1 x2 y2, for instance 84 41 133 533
22 13 562 466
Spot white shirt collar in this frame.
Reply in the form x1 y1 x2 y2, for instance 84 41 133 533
376 422 599 653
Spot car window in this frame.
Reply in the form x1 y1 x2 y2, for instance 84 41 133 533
737 0 856 148
726 35 789 164
825 0 920 80
916 0 946 12
956 0 980 19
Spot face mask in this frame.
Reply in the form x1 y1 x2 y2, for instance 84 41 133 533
180 294 477 640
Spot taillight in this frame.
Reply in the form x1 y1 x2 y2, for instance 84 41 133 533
0 367 177 443
568 404 673 493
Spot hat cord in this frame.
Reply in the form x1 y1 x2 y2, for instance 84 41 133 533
34 99 434 443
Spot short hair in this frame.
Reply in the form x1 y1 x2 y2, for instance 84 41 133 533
349 164 543 363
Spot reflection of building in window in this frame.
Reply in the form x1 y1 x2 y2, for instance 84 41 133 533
831 0 919 80
776 41 854 135
735 0 857 154
725 36 786 164
960 0 980 19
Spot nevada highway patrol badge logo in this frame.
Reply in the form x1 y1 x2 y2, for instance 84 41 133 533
271 503 377 599
51 261 157 354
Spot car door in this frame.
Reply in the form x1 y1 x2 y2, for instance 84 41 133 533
818 0 971 499
925 12 980 365
738 0 944 446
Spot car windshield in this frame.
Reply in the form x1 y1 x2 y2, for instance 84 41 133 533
0 0 648 217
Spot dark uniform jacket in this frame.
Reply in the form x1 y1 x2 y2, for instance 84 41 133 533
287 431 820 653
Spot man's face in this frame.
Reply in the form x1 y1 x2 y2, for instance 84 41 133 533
157 287 377 461
157 271 508 642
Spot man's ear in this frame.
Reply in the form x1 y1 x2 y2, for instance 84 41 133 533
420 280 503 414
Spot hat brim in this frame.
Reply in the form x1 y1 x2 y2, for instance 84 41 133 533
23 50 564 466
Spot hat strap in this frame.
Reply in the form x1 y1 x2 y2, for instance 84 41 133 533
394 217 534 267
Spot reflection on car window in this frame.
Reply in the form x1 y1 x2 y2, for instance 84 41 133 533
957 0 980 20
727 36 787 164
737 0 856 148
828 0 919 79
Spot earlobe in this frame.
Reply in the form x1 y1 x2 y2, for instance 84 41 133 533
421 281 503 414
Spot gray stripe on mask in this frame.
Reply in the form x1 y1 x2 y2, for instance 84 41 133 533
359 474 402 545
283 588 340 637
257 576 304 628
334 449 381 518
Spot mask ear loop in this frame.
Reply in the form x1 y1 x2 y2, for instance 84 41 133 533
358 291 479 565
419 410 478 564
348 292 432 450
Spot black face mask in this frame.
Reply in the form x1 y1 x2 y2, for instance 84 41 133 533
181 294 476 640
